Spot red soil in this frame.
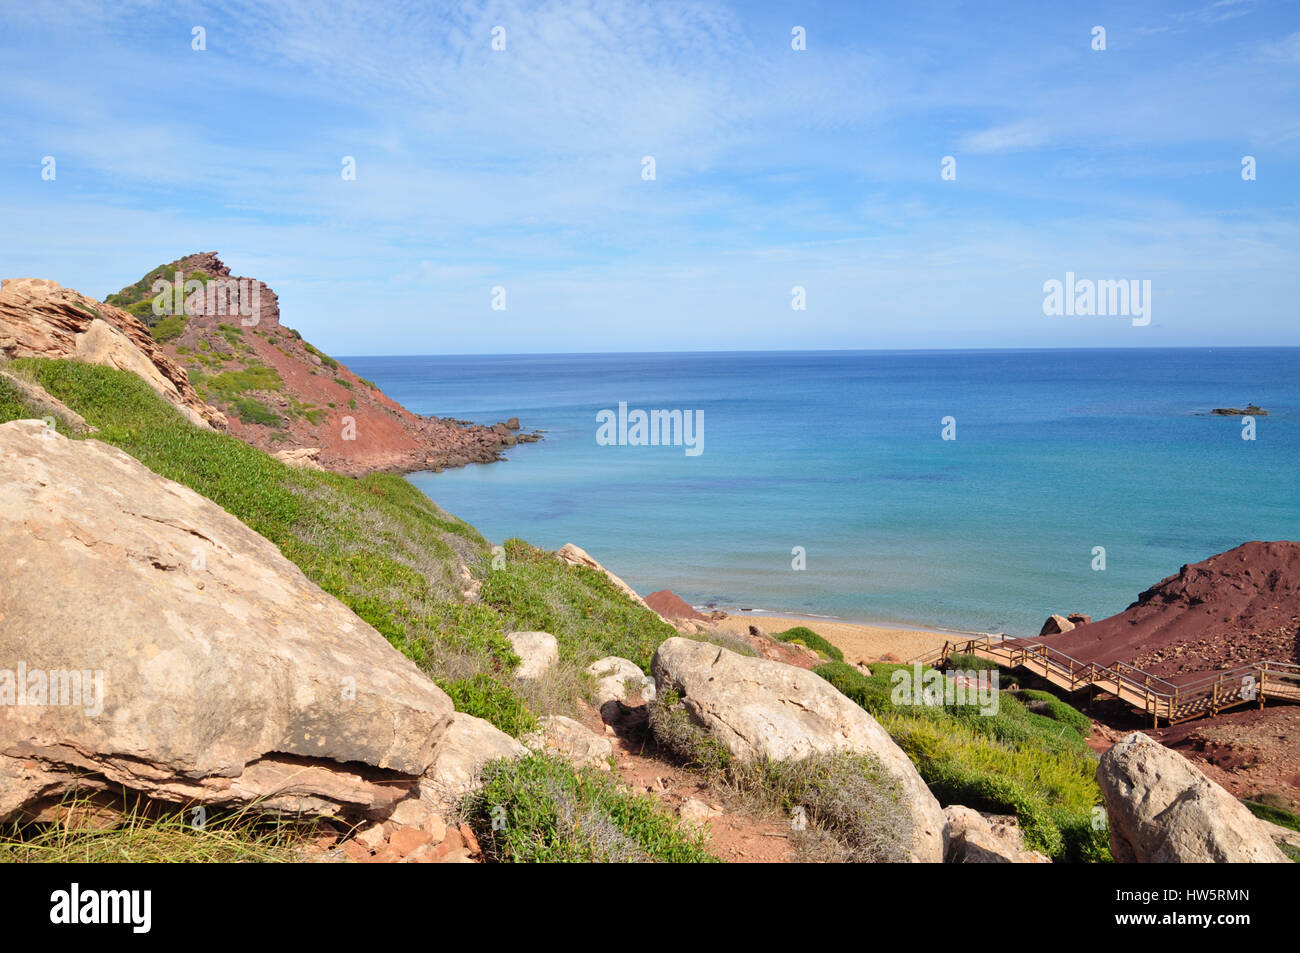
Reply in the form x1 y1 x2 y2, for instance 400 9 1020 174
1028 540 1300 682
1028 541 1300 810
155 253 539 476
645 590 710 623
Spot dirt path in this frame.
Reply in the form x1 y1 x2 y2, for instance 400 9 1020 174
575 701 798 862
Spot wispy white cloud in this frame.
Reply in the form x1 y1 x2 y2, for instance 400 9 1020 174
0 0 1297 351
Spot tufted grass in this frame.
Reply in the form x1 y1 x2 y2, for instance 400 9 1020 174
814 660 1110 862
0 791 311 864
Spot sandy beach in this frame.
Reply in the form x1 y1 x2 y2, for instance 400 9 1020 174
714 613 955 664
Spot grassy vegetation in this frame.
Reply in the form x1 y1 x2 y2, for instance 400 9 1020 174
945 652 1000 672
648 688 734 774
0 792 309 863
304 341 339 369
479 538 676 674
229 395 282 428
463 754 716 863
1244 799 1300 834
815 660 1110 861
0 374 41 427
438 673 538 737
647 688 914 861
199 362 283 402
772 625 844 662
150 313 188 343
0 358 674 738
106 262 213 326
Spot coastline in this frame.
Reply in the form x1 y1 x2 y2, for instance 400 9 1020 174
712 611 958 664
711 605 992 639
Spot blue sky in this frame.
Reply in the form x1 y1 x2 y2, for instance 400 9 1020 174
1 0 1298 353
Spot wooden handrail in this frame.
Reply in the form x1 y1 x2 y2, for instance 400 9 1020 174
907 634 1299 726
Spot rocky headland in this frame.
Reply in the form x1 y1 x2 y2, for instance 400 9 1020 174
2 254 541 476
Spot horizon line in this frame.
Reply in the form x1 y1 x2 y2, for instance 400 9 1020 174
335 344 1300 359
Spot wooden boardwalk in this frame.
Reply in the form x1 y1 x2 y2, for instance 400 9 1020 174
912 636 1300 727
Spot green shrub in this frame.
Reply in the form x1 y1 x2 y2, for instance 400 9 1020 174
748 752 913 862
1244 800 1300 834
106 262 212 327
463 755 716 863
1016 689 1094 737
772 626 843 661
813 660 1107 861
945 652 1000 672
201 362 283 402
647 689 732 774
230 396 282 427
438 673 536 737
150 313 187 343
814 660 896 715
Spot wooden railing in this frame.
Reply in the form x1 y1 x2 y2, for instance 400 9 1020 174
908 636 1300 727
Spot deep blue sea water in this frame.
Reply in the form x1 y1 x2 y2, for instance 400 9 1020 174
341 349 1300 637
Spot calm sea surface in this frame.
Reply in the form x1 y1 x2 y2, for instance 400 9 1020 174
341 349 1300 636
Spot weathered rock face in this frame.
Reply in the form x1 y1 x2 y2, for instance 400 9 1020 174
507 631 558 681
1039 613 1076 636
522 715 612 770
418 713 528 813
943 805 1050 863
1097 732 1288 863
651 637 946 862
0 419 461 820
273 446 325 470
587 656 655 710
164 251 282 333
0 278 224 430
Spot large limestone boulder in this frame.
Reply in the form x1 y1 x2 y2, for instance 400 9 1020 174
943 805 1050 863
652 637 946 862
418 713 528 812
0 420 464 820
1097 732 1288 863
507 631 558 680
0 278 224 430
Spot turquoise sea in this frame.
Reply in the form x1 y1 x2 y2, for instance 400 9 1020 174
342 349 1300 637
